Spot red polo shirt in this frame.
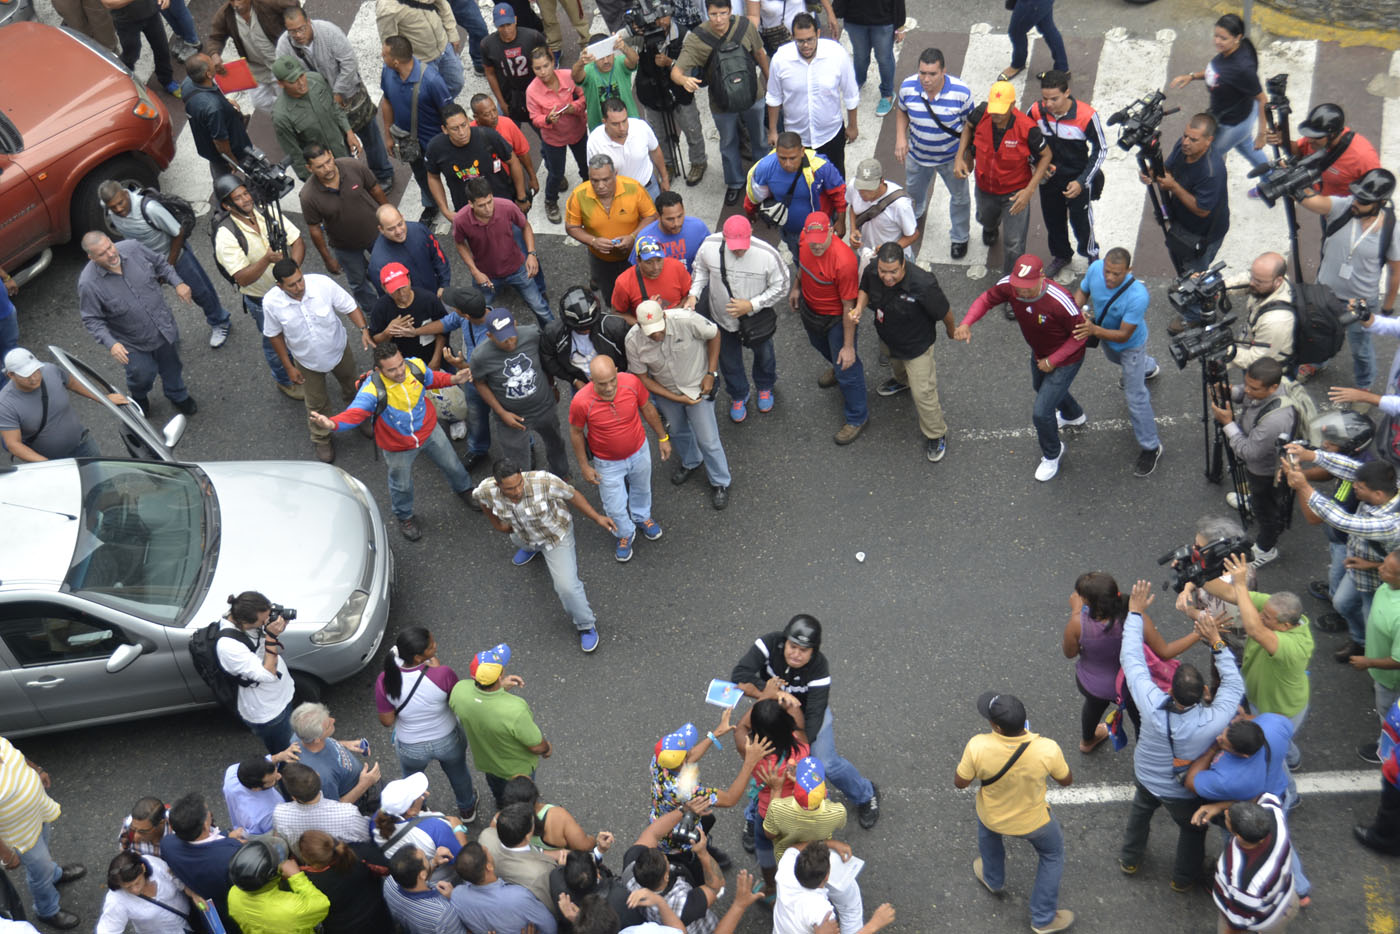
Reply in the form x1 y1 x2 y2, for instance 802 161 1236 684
568 371 650 461
611 257 692 316
797 236 859 315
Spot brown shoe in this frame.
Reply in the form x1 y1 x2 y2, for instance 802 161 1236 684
1166 316 1189 336
833 422 864 445
314 440 335 463
277 381 306 401
817 367 837 388
685 163 706 186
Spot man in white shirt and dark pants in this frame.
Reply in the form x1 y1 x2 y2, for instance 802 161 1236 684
765 12 859 179
586 98 669 199
261 259 374 463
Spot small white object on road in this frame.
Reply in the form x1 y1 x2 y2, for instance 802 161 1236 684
855 552 866 563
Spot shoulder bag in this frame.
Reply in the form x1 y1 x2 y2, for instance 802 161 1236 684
393 670 428 715
20 378 49 446
389 78 424 164
757 152 808 230
853 188 910 229
1084 276 1134 349
720 246 777 347
980 741 1031 786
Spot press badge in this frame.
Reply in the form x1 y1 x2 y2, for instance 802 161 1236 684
1339 262 1354 280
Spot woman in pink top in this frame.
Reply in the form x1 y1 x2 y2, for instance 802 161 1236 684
526 45 588 223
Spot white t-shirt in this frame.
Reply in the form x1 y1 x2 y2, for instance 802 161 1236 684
214 626 295 724
772 848 836 934
846 180 917 266
586 120 660 187
95 856 192 934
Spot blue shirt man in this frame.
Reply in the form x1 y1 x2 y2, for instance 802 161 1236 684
444 842 557 934
181 66 254 174
371 210 453 296
380 52 454 151
1188 714 1293 803
745 134 847 258
630 203 711 270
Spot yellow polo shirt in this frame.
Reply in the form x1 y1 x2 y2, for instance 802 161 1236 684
565 176 655 259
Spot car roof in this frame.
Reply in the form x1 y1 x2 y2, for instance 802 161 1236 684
0 461 82 592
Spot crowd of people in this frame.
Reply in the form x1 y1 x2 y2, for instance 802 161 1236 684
4 0 1400 932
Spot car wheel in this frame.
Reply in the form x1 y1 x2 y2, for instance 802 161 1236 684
291 671 327 705
70 154 159 244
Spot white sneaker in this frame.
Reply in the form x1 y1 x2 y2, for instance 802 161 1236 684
449 421 467 440
1035 442 1066 481
1225 491 1253 510
1250 544 1279 567
209 322 230 348
1056 411 1087 428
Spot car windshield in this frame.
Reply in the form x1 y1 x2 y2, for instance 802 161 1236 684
64 461 212 624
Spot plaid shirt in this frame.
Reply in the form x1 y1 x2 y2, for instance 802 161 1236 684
272 798 370 844
471 471 576 550
1308 451 1400 592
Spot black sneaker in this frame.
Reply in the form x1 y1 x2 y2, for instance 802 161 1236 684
174 396 198 416
399 516 423 541
711 485 729 510
981 226 999 246
1307 579 1332 603
925 437 946 462
1133 446 1162 477
741 823 756 853
419 206 439 226
857 783 880 829
951 241 968 259
706 843 733 871
672 464 697 486
459 803 477 823
1003 303 1016 321
1359 742 1382 764
37 911 80 930
1315 612 1347 633
876 378 908 397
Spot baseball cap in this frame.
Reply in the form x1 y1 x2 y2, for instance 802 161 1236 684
379 262 410 292
271 55 305 83
1008 254 1044 288
722 214 751 251
492 2 516 24
800 211 832 245
654 722 699 770
2 348 42 379
442 285 487 320
470 643 511 685
977 690 1028 733
793 757 827 809
487 311 517 340
987 80 1017 115
854 158 884 189
636 236 665 261
637 300 666 335
379 772 429 817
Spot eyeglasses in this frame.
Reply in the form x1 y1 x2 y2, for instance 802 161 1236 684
794 35 818 45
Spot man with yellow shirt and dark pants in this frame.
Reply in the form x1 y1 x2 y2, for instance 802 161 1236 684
565 153 657 295
955 691 1075 934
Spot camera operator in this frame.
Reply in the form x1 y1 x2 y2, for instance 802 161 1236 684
632 5 709 187
1222 252 1295 372
1264 102 1380 198
1209 357 1297 567
1281 444 1400 663
218 592 297 755
1297 168 1399 391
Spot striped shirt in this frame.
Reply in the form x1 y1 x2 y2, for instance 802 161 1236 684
1307 451 1400 592
0 738 60 853
383 878 453 934
896 73 973 167
762 797 848 863
1212 794 1296 930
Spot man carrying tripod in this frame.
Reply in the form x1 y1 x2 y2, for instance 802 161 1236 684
633 4 708 188
1266 102 1380 199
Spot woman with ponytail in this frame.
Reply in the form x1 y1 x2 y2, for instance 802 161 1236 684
296 830 393 934
373 627 479 823
1170 13 1270 172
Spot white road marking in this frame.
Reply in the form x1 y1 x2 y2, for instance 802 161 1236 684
1046 768 1382 805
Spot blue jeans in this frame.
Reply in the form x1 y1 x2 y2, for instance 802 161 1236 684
359 119 395 187
1009 0 1067 71
844 23 895 99
510 524 596 629
512 227 548 301
0 312 18 389
713 100 765 189
977 816 1064 928
483 264 553 324
1349 318 1376 389
247 701 294 755
1211 104 1269 170
1103 344 1160 450
428 44 465 99
332 246 381 312
718 327 776 402
1030 357 1083 459
395 725 478 814
174 245 229 328
1335 572 1374 645
812 708 873 805
542 138 589 205
595 443 652 541
383 423 472 519
447 0 488 68
159 0 198 45
1328 539 1348 595
905 159 970 242
19 823 62 918
462 381 492 457
653 395 731 487
243 295 292 385
805 319 868 426
125 339 189 403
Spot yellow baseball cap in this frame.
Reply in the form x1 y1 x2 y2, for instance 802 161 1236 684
987 81 1017 115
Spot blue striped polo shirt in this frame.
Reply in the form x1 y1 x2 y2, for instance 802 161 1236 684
896 73 974 167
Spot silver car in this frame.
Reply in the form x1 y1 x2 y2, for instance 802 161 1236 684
0 347 394 737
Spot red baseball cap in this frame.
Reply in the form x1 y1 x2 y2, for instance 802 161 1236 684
380 262 411 292
722 214 751 251
800 211 832 246
1009 254 1044 288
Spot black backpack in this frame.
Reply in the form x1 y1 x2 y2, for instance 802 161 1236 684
134 186 197 239
209 208 249 286
693 17 758 114
1258 281 1350 367
353 357 429 458
188 621 258 713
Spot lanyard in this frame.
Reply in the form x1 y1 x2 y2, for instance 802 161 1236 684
1346 214 1383 262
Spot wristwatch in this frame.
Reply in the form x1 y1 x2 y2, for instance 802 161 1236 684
1211 640 1227 653
707 370 719 379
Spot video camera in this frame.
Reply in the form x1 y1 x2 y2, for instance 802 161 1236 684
1158 534 1254 592
625 0 669 48
1248 146 1331 208
1108 90 1179 176
235 147 295 206
1166 262 1240 368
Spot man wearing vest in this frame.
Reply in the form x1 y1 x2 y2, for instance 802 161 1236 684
955 81 1052 318
894 47 973 258
670 0 771 206
1026 70 1106 280
788 212 865 445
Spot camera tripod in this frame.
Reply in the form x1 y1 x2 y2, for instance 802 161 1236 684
1262 75 1305 285
657 104 688 182
1201 357 1255 529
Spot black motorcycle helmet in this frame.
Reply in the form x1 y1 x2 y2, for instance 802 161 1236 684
1315 410 1375 455
212 173 244 208
1297 102 1345 139
559 286 601 332
782 614 822 652
227 836 286 891
1350 168 1397 205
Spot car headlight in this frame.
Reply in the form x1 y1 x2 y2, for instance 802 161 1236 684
338 467 372 510
311 590 368 645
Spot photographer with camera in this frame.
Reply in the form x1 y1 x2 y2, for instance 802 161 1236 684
217 592 299 755
1221 252 1295 372
1210 357 1299 567
632 6 709 188
1265 102 1380 199
1297 168 1399 391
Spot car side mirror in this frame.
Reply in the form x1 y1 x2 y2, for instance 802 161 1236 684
162 415 186 449
105 642 144 673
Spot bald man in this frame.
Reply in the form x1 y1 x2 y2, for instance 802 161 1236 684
369 204 453 299
1228 252 1296 372
567 355 671 562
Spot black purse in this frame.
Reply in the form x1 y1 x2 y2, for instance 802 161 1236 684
720 246 777 347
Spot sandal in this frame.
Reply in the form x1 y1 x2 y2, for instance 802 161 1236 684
997 66 1023 82
1079 722 1110 754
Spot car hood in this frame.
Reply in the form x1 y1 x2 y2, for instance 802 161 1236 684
194 462 372 625
2 24 138 148
0 461 82 589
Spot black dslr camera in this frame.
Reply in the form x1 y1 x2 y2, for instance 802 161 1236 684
673 811 703 846
236 147 296 206
269 603 298 623
625 0 669 48
1159 535 1254 592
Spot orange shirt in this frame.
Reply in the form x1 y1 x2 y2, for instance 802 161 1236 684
565 176 656 259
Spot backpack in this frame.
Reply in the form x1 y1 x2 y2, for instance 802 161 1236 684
134 186 197 239
188 621 257 713
354 357 429 457
1258 281 1350 368
1260 377 1323 447
693 17 758 114
209 208 249 286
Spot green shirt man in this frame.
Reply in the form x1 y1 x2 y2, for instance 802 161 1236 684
271 56 357 180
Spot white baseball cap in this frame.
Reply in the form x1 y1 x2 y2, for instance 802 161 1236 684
3 348 41 378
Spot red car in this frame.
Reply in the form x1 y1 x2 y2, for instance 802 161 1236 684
0 22 175 279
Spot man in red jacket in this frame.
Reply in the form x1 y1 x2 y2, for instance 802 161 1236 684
954 254 1087 481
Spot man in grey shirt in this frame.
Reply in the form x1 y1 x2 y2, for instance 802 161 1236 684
469 311 570 479
99 182 233 349
77 232 198 416
0 348 124 461
277 7 395 188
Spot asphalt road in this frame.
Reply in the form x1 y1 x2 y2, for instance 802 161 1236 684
6 0 1400 930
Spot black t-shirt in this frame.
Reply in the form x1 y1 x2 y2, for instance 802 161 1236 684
858 262 951 360
302 858 394 934
1165 140 1230 238
620 846 711 924
1206 45 1262 127
369 288 448 363
425 127 517 207
482 28 548 104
